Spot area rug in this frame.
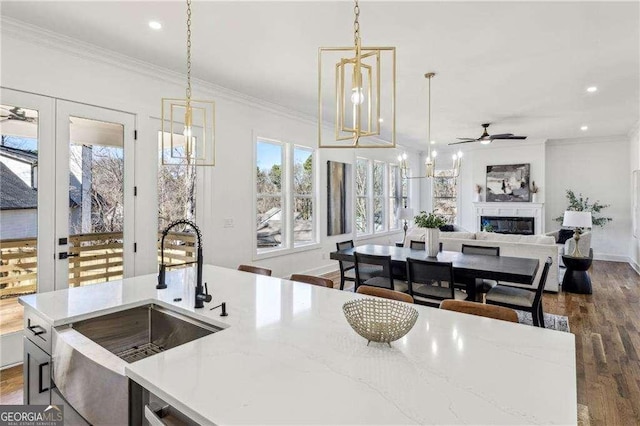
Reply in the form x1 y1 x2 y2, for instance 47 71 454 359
516 311 570 332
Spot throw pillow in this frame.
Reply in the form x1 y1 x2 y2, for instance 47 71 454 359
440 224 454 232
557 229 574 244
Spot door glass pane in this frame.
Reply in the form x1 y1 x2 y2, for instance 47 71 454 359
0 104 38 336
68 117 124 287
158 132 197 267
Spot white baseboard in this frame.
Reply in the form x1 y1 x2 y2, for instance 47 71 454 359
593 253 629 262
629 259 640 275
0 361 23 370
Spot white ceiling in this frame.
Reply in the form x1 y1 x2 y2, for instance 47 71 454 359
2 1 638 151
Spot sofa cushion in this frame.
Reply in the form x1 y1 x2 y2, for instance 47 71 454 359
476 232 555 245
557 229 574 244
441 231 476 240
439 224 455 232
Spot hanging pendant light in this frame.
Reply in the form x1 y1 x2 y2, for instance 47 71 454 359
318 0 396 148
161 0 215 166
399 73 462 181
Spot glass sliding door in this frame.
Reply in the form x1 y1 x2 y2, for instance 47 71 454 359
0 89 54 367
55 101 135 289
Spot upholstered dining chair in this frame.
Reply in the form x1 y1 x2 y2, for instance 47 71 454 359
356 285 414 304
354 253 407 292
439 299 519 323
290 274 334 288
237 264 272 276
461 244 501 300
486 257 553 328
406 258 466 306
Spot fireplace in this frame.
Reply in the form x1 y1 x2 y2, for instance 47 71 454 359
481 216 535 235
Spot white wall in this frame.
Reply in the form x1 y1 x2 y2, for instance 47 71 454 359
451 141 547 233
1 21 421 278
546 136 631 260
629 122 640 271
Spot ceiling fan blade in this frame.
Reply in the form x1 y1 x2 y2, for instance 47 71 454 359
503 136 527 140
448 140 478 145
456 137 476 141
489 133 514 139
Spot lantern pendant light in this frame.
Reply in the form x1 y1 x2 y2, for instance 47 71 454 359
161 0 215 166
318 0 396 148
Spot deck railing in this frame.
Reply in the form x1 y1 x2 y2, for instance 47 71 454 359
0 232 196 295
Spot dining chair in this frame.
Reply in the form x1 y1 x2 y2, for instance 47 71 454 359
486 257 552 328
356 285 414 304
406 258 466 306
335 240 356 290
439 299 519 323
290 274 334 288
410 240 426 250
354 252 407 292
461 244 501 300
237 264 272 276
410 240 442 252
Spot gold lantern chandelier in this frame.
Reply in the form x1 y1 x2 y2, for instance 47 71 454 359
318 0 396 148
398 73 462 180
161 0 215 166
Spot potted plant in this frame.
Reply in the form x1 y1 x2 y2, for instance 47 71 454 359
474 184 483 202
530 181 539 203
414 211 447 257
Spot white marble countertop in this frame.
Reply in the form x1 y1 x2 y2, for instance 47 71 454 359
20 265 577 425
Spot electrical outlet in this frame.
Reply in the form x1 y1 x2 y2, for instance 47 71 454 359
224 218 234 228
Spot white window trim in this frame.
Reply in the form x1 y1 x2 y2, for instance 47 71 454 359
253 136 319 260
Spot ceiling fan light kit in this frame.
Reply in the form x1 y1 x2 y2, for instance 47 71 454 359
161 0 215 166
318 0 396 149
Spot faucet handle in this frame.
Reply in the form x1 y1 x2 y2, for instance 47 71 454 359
203 282 212 303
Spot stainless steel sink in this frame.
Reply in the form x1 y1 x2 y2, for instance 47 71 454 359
72 303 220 363
52 304 222 425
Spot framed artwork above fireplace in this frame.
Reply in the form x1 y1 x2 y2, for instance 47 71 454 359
486 163 530 202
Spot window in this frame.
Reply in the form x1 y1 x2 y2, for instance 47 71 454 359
355 158 369 234
389 164 401 230
433 170 457 224
255 138 316 254
373 161 385 232
293 147 314 245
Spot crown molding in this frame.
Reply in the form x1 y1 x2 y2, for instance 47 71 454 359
546 134 629 147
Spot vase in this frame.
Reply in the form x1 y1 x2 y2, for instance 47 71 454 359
473 193 481 203
531 193 538 203
426 228 440 257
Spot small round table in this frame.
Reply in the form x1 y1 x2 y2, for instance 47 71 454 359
561 249 593 294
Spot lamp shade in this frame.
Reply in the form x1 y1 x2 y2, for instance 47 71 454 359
562 211 593 228
398 207 414 220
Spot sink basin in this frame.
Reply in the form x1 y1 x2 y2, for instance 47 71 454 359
72 304 221 363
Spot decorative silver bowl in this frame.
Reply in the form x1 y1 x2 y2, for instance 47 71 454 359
343 298 419 346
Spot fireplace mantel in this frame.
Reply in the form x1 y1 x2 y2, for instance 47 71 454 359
473 202 545 234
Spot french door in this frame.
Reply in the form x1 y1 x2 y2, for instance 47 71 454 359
0 90 135 367
54 100 135 290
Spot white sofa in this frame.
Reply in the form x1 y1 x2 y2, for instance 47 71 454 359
403 228 560 292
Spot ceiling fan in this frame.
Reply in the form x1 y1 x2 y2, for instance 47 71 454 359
448 123 527 145
0 106 36 123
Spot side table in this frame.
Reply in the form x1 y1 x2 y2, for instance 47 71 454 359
561 249 593 294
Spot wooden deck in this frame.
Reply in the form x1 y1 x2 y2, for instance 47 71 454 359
0 297 24 335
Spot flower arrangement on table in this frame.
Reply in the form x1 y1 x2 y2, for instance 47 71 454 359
414 211 447 228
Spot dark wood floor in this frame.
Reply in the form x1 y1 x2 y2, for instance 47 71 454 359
1 261 638 425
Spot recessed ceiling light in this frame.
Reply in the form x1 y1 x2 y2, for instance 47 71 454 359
580 125 588 131
586 86 598 93
149 21 162 30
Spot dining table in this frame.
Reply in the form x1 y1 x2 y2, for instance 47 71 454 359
330 244 540 300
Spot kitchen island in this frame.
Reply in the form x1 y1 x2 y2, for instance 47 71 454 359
20 265 577 425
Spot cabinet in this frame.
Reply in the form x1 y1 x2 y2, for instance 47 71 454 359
23 337 50 405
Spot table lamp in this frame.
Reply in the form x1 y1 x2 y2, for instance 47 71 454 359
397 207 414 241
562 211 592 257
